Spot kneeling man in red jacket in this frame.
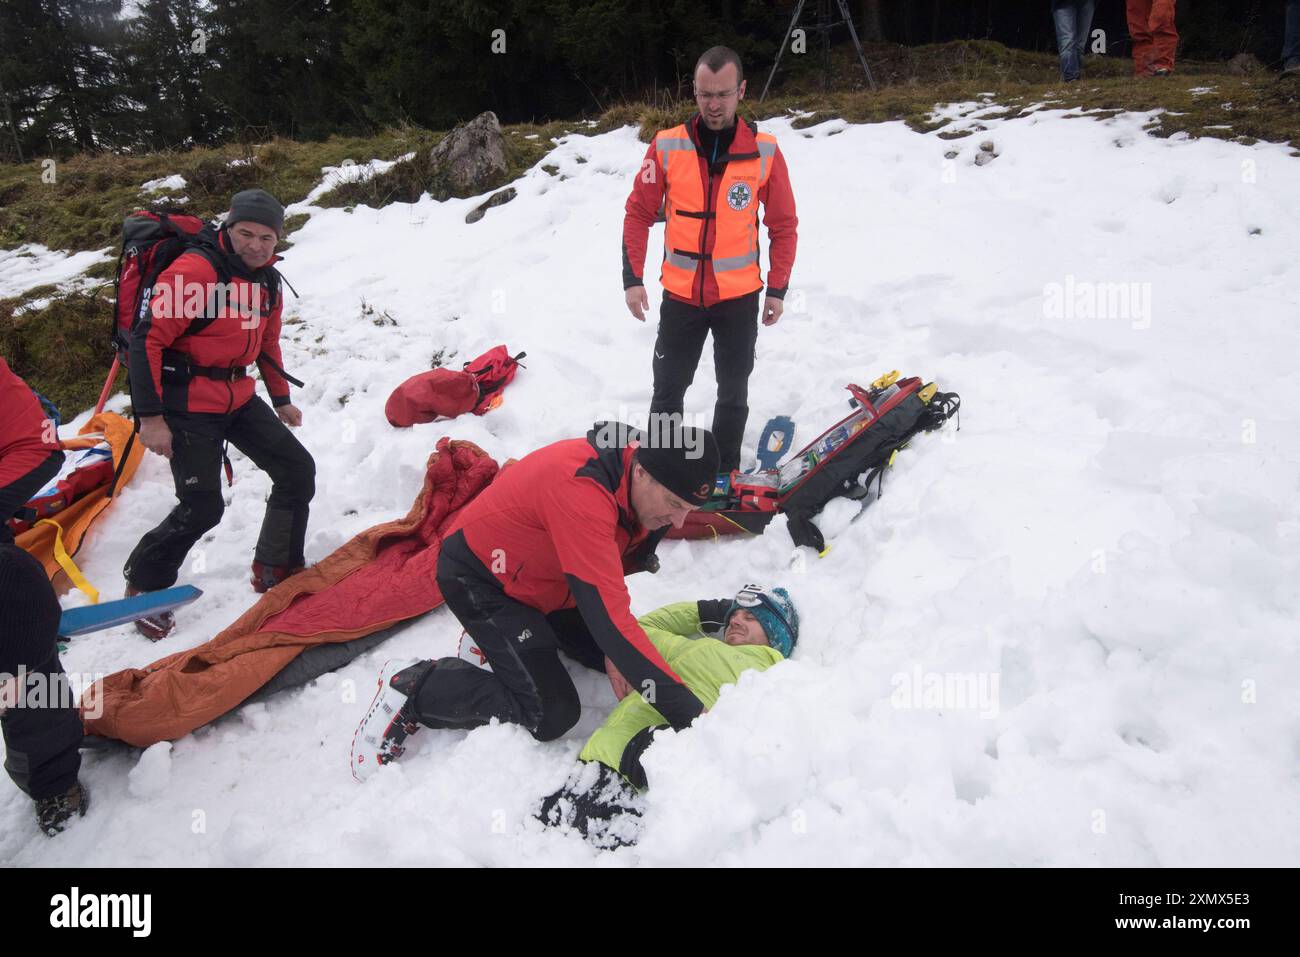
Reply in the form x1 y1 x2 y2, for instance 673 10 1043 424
352 420 719 780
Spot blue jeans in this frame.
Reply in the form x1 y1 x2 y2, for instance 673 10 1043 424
1052 0 1097 81
1285 0 1300 70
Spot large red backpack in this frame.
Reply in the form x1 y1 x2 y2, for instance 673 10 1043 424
668 372 961 552
385 346 526 427
111 209 232 355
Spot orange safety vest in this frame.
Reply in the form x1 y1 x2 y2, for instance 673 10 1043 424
655 122 778 301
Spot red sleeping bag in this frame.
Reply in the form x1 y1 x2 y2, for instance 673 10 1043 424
83 437 499 747
386 345 525 427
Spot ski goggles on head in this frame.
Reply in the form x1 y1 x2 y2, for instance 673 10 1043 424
731 583 793 633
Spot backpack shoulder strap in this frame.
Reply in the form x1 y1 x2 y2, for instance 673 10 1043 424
175 242 234 340
261 264 284 311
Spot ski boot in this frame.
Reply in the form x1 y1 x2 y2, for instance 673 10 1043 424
250 561 306 594
124 584 175 641
351 659 434 782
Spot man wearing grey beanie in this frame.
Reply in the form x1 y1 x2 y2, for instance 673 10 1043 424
123 188 316 639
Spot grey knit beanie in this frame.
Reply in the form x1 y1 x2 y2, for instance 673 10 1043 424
228 188 285 234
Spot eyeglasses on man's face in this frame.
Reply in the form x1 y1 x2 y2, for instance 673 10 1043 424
694 88 740 103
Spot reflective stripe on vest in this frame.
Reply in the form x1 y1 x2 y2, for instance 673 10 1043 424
655 123 777 301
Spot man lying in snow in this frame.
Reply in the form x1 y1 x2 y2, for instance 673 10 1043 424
537 583 798 849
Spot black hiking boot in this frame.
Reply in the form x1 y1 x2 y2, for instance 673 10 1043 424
36 781 90 836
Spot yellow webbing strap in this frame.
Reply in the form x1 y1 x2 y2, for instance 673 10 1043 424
36 519 99 604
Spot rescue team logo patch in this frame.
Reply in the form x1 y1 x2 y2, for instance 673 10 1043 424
727 182 753 211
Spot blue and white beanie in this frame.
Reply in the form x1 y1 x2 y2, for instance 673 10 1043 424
726 584 799 659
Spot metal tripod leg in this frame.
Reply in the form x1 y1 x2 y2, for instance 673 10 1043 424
761 0 808 102
836 0 878 91
761 0 877 100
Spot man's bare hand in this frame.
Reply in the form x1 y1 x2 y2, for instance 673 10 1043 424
625 285 649 322
606 657 633 701
138 416 173 460
761 296 784 326
276 403 303 427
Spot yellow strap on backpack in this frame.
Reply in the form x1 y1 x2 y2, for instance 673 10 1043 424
36 519 99 604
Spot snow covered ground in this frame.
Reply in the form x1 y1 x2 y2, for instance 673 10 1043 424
0 244 113 300
3 106 1299 865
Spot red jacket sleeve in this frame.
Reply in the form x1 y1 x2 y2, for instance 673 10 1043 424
254 291 292 406
0 358 64 525
128 252 218 416
543 479 705 730
621 139 667 290
759 145 798 297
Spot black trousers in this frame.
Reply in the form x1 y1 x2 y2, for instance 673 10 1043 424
124 396 315 591
411 531 604 742
1 546 83 801
650 290 760 472
2 649 83 801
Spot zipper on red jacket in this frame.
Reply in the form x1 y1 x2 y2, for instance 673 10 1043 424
700 164 714 307
234 302 258 413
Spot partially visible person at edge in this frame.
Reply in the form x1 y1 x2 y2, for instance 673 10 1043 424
123 188 315 640
0 358 88 836
1127 0 1178 77
622 45 798 474
1283 0 1300 78
1051 1 1096 82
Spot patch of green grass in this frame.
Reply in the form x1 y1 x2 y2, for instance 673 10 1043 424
317 118 573 208
0 127 446 255
746 40 1300 145
0 288 119 415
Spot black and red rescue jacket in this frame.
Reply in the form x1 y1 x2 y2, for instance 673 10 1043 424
129 227 293 417
0 356 63 538
444 426 706 730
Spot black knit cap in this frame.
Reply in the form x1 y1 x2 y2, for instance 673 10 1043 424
635 425 720 505
228 188 285 234
0 545 62 677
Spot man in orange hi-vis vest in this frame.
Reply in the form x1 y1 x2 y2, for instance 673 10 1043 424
622 46 799 474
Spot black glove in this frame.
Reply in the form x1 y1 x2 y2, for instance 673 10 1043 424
536 762 645 849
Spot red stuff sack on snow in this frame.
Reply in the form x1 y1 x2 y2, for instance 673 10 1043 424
385 346 525 427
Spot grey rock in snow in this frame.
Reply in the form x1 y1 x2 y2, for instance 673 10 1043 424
430 111 509 198
465 187 518 224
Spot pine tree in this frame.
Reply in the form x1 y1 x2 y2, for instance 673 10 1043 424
199 0 361 142
122 0 224 150
31 0 126 152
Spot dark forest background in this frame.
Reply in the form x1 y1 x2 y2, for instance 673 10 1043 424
0 0 1291 160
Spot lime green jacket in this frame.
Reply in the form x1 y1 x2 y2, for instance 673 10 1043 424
579 601 784 779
